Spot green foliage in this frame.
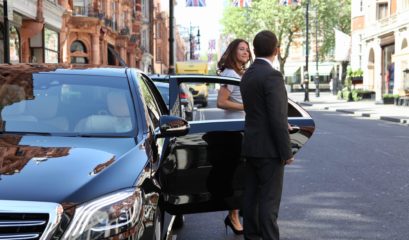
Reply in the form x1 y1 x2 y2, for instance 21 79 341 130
382 94 400 99
351 89 372 101
220 0 351 71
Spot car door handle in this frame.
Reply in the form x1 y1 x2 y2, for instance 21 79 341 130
289 125 300 134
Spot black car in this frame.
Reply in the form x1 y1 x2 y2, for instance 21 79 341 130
0 66 315 240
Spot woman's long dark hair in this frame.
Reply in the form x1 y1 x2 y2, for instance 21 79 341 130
217 39 253 76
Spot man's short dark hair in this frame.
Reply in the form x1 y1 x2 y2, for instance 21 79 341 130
253 30 278 58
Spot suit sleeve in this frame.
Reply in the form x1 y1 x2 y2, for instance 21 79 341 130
263 71 293 161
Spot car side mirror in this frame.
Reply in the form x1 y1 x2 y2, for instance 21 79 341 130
158 115 190 137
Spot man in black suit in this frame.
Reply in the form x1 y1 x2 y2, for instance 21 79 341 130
240 30 294 240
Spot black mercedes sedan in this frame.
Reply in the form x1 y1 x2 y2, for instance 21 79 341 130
0 66 315 240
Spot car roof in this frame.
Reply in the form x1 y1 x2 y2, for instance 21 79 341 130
148 74 240 82
46 67 129 77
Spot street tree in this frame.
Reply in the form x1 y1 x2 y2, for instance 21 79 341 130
221 0 351 78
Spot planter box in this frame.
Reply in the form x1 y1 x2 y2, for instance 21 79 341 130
383 98 395 104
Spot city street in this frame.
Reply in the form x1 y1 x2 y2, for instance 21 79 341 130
172 99 409 240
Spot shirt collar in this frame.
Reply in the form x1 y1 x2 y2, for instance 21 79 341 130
256 57 275 69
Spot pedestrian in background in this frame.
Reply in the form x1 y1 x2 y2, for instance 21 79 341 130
240 30 294 240
216 38 253 235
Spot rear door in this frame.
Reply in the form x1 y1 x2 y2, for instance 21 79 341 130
161 75 315 215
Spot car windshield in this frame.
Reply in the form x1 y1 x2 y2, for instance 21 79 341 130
0 73 136 136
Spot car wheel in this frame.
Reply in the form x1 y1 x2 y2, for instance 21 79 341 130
172 214 184 230
202 101 208 107
153 207 163 240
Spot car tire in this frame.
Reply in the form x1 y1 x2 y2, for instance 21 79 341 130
202 101 208 107
172 214 184 230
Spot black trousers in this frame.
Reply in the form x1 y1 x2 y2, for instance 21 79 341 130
243 157 284 240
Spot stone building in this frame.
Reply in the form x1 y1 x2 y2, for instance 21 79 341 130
0 0 65 64
351 0 409 101
1 0 185 72
61 0 142 67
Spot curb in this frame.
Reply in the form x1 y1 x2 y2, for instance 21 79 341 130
301 103 409 126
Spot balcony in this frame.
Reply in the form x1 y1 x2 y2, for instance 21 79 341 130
120 27 130 36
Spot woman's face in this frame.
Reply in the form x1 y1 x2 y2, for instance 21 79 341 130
236 42 250 65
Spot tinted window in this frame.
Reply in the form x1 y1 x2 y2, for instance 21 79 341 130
156 85 169 105
0 74 136 135
139 75 161 128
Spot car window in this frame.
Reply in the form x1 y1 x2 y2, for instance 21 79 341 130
139 75 162 128
174 77 301 122
0 74 136 135
174 78 245 122
155 84 169 105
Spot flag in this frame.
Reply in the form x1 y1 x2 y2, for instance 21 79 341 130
334 28 351 61
186 0 206 7
280 0 301 6
233 0 251 8
208 39 216 51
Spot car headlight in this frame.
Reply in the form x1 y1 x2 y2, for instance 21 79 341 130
62 188 142 240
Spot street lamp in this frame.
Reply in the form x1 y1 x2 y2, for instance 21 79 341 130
189 26 200 60
2 0 10 64
304 0 310 102
169 0 175 74
314 6 320 97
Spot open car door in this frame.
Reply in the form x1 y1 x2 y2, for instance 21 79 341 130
160 75 315 215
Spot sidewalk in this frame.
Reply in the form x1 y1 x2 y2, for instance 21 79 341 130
288 92 409 126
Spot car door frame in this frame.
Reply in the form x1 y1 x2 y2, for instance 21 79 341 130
160 75 315 215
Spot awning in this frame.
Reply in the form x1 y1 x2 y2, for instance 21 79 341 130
308 65 334 76
284 66 301 77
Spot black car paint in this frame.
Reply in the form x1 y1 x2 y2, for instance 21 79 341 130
0 69 315 239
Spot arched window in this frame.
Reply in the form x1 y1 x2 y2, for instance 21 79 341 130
70 40 87 53
70 40 88 64
9 26 21 63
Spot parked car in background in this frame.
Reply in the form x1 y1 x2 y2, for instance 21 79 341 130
0 65 315 240
151 75 194 121
187 82 209 107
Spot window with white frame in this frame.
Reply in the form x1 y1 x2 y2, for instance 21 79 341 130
404 0 409 9
142 0 149 19
73 0 92 16
376 2 388 20
44 28 59 63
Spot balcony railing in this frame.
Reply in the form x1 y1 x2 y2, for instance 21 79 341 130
120 27 130 36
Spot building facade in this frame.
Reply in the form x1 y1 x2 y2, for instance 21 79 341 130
351 0 409 101
61 0 142 67
0 0 65 64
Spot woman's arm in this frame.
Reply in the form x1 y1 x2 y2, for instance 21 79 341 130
217 86 244 111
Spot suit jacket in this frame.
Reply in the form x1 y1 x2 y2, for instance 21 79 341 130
240 59 293 161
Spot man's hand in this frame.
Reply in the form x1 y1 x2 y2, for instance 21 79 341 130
284 157 294 165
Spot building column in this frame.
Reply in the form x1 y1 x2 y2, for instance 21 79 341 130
120 47 127 65
374 38 383 102
393 30 402 95
92 32 100 65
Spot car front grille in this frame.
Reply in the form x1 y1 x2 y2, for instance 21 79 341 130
0 213 49 240
0 200 63 240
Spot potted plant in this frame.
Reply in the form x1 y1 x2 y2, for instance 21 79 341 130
382 94 399 104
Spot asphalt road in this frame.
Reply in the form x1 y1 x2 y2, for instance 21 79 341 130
172 104 409 240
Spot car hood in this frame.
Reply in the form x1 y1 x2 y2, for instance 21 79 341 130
0 134 148 205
